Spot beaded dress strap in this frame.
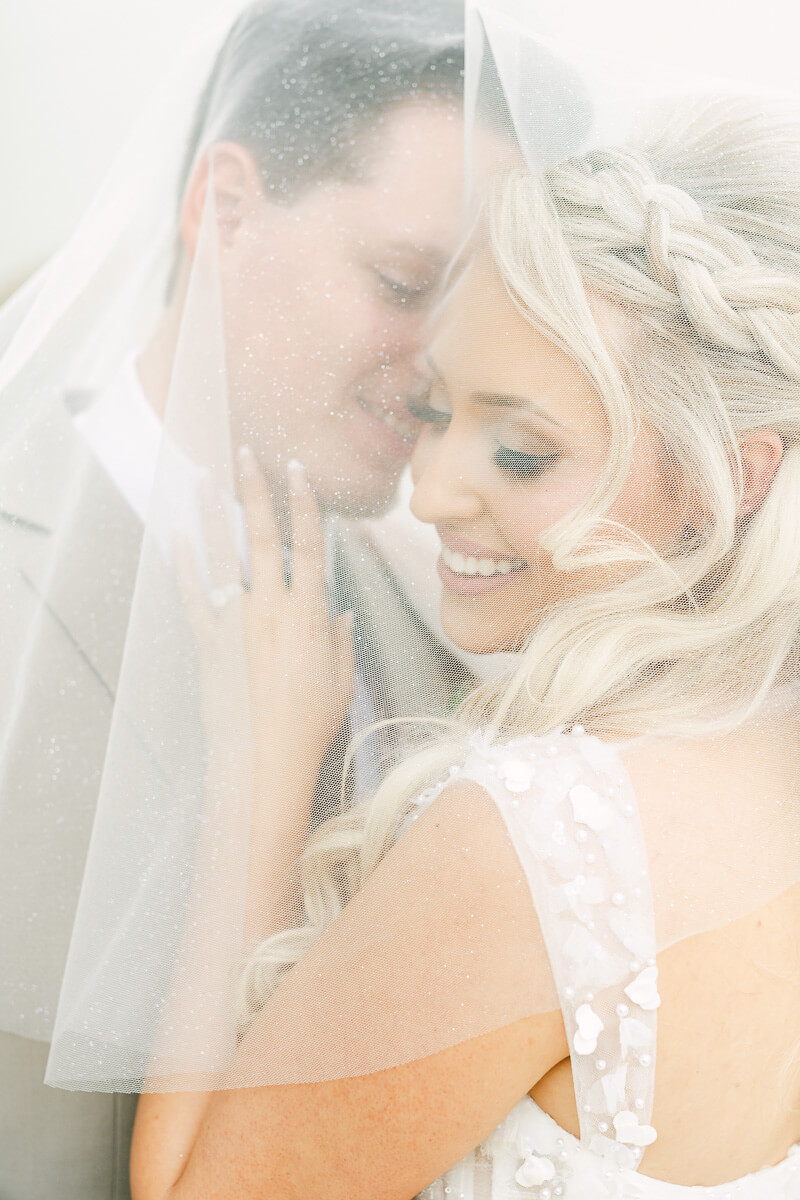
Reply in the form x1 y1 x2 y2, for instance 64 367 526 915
461 727 661 1173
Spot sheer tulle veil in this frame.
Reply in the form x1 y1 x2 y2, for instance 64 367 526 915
0 0 796 1112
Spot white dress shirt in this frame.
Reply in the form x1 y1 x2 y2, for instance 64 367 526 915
73 354 249 577
72 354 162 526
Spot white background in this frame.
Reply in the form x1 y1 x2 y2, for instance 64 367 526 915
1 0 799 301
0 0 222 299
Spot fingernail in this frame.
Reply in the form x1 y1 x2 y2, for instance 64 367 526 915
287 458 306 492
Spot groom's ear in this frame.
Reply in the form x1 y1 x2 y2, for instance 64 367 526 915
179 142 265 257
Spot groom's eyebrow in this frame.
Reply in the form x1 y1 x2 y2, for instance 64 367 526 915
425 354 447 384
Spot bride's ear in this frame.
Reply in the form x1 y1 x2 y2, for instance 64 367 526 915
736 429 784 517
179 143 264 257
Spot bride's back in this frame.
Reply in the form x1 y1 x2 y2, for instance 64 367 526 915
530 711 800 1185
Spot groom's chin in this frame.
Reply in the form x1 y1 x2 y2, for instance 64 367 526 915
318 469 405 520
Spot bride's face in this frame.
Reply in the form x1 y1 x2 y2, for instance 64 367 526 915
409 253 680 654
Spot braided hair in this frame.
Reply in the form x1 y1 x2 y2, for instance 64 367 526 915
480 96 800 736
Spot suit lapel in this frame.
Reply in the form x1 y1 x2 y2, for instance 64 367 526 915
0 399 196 762
0 404 145 699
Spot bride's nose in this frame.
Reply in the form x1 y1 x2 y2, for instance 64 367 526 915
410 426 485 526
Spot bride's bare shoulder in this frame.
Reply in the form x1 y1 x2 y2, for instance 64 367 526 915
619 695 800 807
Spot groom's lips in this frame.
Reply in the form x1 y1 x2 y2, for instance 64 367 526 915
352 393 420 459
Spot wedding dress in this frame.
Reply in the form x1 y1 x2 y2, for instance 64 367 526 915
426 1101 800 1199
411 729 800 1200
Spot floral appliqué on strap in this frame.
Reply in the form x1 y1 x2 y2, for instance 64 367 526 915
465 727 660 1186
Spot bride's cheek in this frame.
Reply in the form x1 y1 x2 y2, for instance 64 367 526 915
502 499 557 557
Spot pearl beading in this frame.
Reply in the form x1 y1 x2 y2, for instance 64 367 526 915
416 729 800 1199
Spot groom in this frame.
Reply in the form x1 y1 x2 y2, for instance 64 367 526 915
0 4 470 1198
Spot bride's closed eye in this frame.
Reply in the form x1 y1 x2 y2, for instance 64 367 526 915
407 396 561 481
493 446 561 479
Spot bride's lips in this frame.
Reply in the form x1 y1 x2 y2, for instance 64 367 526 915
436 530 529 597
353 392 419 459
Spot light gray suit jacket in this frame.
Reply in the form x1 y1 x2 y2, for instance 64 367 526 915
0 398 472 1199
0 400 145 1199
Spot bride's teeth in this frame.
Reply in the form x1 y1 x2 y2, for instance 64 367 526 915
440 545 523 578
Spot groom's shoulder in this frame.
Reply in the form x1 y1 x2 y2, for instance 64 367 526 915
0 390 141 544
0 393 92 536
0 393 143 681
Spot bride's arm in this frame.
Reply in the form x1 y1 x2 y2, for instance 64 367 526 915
131 780 569 1200
130 451 357 1188
131 453 567 1199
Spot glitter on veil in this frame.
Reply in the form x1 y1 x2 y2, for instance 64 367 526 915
0 2 796 1128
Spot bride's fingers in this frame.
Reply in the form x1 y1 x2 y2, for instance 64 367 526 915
287 460 327 610
238 445 284 597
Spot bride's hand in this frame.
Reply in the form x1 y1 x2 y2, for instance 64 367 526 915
176 449 355 944
176 448 354 778
237 446 354 768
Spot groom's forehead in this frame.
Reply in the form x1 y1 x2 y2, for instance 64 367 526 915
353 104 465 254
283 99 465 248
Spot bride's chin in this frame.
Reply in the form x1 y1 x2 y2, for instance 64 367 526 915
440 607 528 656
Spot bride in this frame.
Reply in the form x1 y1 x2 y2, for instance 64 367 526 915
128 93 800 1198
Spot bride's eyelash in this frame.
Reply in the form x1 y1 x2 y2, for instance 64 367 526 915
407 399 560 480
407 397 450 426
493 446 560 479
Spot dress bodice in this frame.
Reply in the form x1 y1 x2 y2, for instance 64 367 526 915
415 728 800 1200
422 1100 800 1199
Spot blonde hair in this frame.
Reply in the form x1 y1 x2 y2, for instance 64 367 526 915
238 97 800 1030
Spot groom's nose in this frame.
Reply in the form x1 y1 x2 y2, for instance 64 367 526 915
359 358 433 412
368 297 431 364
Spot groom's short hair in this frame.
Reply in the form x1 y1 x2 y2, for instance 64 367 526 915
183 0 465 201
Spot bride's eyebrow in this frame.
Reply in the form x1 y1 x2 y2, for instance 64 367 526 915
425 355 569 432
472 391 569 432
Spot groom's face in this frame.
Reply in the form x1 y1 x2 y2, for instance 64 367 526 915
219 98 464 517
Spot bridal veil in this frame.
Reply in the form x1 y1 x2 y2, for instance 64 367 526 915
0 0 796 1102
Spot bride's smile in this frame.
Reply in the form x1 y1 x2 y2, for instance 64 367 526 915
437 530 528 588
